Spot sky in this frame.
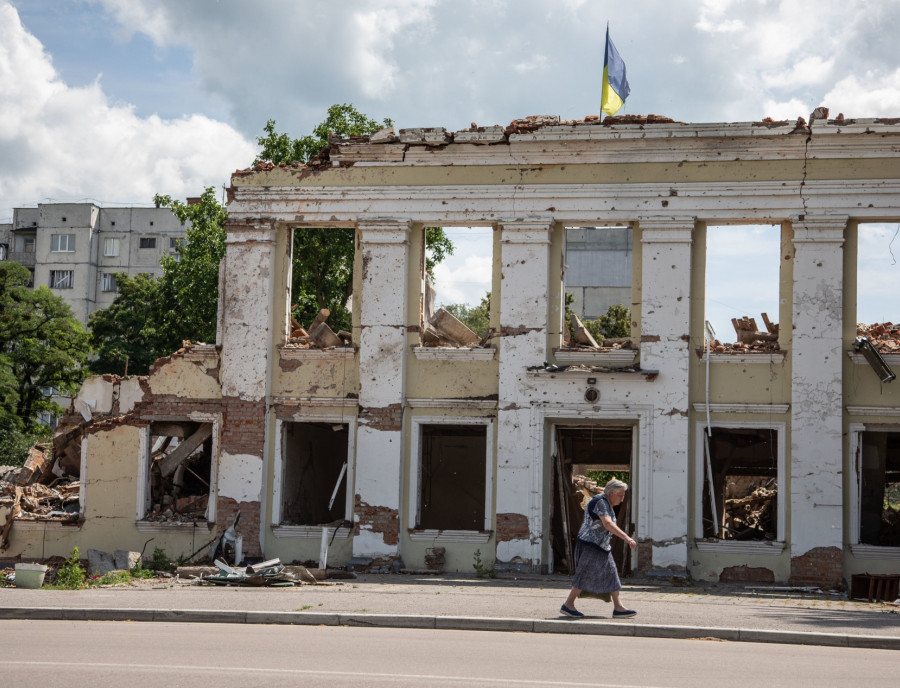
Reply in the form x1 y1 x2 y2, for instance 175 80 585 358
1 0 898 335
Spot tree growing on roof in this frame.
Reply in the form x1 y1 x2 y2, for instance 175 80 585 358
0 262 90 464
88 187 226 375
256 105 454 333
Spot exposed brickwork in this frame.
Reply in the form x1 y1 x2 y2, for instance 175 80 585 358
637 539 652 571
216 496 262 557
496 513 529 542
220 398 266 456
719 565 775 583
358 404 402 432
790 546 844 589
354 495 399 545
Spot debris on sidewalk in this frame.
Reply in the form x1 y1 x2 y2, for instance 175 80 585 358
194 558 326 586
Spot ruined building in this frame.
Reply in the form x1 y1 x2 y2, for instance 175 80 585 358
4 111 899 588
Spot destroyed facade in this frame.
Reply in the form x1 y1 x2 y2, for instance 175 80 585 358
3 111 900 587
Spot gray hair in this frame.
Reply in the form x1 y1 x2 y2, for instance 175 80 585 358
604 478 628 496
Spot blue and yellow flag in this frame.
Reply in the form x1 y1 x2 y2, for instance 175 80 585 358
601 26 630 116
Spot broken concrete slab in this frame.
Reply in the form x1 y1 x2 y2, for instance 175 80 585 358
430 308 480 347
87 549 116 576
113 550 141 571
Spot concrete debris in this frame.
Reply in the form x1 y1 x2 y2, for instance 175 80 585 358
425 308 480 348
857 322 900 353
1 465 81 549
288 308 352 349
200 558 302 586
703 313 781 353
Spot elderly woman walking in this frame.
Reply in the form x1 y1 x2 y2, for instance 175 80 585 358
560 478 637 618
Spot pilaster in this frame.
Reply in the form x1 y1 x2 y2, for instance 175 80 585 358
638 217 695 570
353 220 411 561
789 216 846 586
495 218 553 569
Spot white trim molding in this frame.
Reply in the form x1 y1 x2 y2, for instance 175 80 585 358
408 529 492 543
703 353 787 364
693 540 786 555
279 346 356 361
847 351 900 367
846 406 900 417
553 349 637 366
848 544 900 560
408 415 495 533
408 398 497 410
412 347 495 361
691 403 790 415
272 525 352 539
136 521 214 534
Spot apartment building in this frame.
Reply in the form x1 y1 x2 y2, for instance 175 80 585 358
0 203 186 323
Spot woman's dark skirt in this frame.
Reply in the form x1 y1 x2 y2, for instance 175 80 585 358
571 540 622 594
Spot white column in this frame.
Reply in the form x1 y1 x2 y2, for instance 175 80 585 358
353 220 410 561
220 222 277 402
789 217 845 571
638 217 694 570
495 218 552 570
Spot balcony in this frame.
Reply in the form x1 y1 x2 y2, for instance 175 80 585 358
8 251 36 266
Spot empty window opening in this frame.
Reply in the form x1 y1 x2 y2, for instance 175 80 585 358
705 225 780 351
288 227 354 348
49 270 73 289
856 223 899 352
424 226 493 346
51 234 76 252
417 424 487 530
139 237 157 249
858 431 900 547
145 421 213 522
701 427 778 541
551 425 633 576
281 422 349 526
563 226 633 349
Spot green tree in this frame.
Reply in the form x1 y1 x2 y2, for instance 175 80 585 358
443 292 491 338
88 273 165 375
88 187 226 375
258 105 454 329
0 262 91 463
256 103 393 165
590 303 631 340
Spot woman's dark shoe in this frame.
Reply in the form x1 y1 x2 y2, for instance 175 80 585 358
560 604 585 618
612 609 636 618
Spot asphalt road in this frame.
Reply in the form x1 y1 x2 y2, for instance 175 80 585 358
3 620 897 687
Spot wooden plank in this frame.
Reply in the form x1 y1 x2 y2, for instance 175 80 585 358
158 424 212 478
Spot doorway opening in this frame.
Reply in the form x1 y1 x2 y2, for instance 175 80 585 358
551 425 634 576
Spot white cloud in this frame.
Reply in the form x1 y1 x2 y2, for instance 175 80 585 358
823 69 900 118
760 98 810 121
0 1 255 221
763 56 835 89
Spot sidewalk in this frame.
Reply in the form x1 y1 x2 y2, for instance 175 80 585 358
2 572 899 649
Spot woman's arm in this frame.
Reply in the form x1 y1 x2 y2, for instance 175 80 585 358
599 514 637 549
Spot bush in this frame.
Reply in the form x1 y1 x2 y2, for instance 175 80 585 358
53 547 87 589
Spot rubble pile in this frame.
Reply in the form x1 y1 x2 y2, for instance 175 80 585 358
877 503 900 547
857 322 900 353
706 313 781 354
288 308 352 349
1 445 82 549
722 485 777 540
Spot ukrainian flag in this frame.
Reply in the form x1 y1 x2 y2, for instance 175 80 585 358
601 26 630 116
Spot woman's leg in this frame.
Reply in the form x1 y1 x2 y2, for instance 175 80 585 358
564 587 582 609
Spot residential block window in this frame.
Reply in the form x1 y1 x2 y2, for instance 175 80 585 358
51 234 76 252
139 237 157 249
49 270 73 289
104 238 120 257
101 273 117 293
415 423 489 531
169 237 179 249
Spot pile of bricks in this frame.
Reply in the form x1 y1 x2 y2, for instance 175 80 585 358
858 322 900 352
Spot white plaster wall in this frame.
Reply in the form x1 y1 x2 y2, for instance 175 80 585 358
220 227 276 401
637 219 694 569
496 221 552 566
790 219 846 556
76 377 114 414
117 377 144 414
353 222 409 559
218 451 262 504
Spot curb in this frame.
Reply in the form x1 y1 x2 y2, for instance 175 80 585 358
2 607 899 650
